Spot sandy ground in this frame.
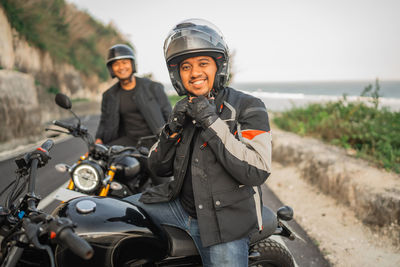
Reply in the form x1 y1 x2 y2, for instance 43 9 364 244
268 161 400 267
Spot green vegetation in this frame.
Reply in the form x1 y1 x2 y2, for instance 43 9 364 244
168 94 184 106
47 86 60 95
68 37 109 81
71 98 89 103
0 0 130 81
273 79 400 173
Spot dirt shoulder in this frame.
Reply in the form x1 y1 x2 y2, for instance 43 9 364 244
269 128 400 267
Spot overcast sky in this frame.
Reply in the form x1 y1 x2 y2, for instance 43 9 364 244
67 0 400 83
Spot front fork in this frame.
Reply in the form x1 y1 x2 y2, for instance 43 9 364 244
99 166 117 197
67 179 74 190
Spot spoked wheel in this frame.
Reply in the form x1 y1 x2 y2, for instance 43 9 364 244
249 238 295 267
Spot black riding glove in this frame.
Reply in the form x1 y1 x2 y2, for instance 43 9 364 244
168 97 189 134
187 96 218 129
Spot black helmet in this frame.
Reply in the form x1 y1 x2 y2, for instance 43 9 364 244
164 18 230 96
107 44 136 78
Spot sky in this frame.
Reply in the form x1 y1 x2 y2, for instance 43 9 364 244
67 0 400 84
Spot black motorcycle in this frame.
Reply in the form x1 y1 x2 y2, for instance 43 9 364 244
0 131 297 267
46 93 158 200
49 194 297 266
0 140 93 267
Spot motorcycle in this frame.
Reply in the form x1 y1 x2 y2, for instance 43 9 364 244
0 140 298 266
50 195 297 266
46 93 158 200
40 95 298 266
0 140 93 267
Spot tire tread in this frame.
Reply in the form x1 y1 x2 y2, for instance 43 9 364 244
249 239 295 267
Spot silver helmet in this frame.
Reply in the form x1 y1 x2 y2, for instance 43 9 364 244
164 18 230 96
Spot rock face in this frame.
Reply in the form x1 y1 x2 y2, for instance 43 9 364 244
0 6 113 144
0 71 41 141
0 7 104 99
272 128 400 230
0 8 14 69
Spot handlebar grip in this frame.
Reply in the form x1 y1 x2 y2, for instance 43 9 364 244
58 228 94 260
40 139 54 152
53 120 73 131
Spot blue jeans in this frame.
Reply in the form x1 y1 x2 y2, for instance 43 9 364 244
124 194 249 267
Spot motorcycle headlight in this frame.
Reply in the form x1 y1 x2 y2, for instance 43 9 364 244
72 162 104 193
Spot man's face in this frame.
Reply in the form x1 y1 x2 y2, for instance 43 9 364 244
111 59 133 80
179 56 217 96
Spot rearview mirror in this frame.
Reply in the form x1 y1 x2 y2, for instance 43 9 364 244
55 93 72 110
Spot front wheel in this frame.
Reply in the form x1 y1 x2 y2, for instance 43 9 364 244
249 238 295 267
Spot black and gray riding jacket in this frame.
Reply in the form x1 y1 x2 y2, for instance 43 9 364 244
142 86 272 247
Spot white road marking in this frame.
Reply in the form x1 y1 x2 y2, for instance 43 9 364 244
37 181 69 210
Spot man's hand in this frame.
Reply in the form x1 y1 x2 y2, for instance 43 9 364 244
187 96 218 128
95 138 103 144
168 97 189 134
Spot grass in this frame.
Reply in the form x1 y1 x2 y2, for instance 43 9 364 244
273 80 400 173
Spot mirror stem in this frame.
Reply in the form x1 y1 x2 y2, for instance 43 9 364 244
70 110 81 127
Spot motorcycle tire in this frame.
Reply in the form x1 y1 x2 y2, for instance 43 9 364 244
249 238 295 267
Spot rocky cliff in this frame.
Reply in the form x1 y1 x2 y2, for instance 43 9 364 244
0 5 116 145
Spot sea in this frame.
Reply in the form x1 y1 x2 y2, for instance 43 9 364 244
165 80 400 112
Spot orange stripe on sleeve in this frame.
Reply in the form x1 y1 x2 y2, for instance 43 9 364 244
241 130 267 140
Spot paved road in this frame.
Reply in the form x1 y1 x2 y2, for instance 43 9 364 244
0 114 329 267
0 115 98 209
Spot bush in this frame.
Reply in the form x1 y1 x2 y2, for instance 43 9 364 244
273 81 400 173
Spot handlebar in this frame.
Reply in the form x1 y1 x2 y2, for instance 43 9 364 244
58 227 93 260
1 140 93 266
40 139 54 152
53 120 74 131
51 120 91 145
27 140 54 204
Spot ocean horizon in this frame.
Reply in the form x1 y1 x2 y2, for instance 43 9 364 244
164 80 400 112
231 80 400 98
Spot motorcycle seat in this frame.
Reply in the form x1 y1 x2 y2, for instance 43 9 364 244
249 205 278 245
162 224 199 257
161 205 277 257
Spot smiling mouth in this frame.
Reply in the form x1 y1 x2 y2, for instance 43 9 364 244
117 70 131 76
190 79 206 86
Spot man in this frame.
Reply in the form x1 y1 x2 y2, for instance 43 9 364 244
95 44 172 148
125 19 272 266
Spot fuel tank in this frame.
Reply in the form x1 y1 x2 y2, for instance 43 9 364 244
53 196 168 267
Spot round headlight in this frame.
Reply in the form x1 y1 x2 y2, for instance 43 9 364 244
72 162 103 193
